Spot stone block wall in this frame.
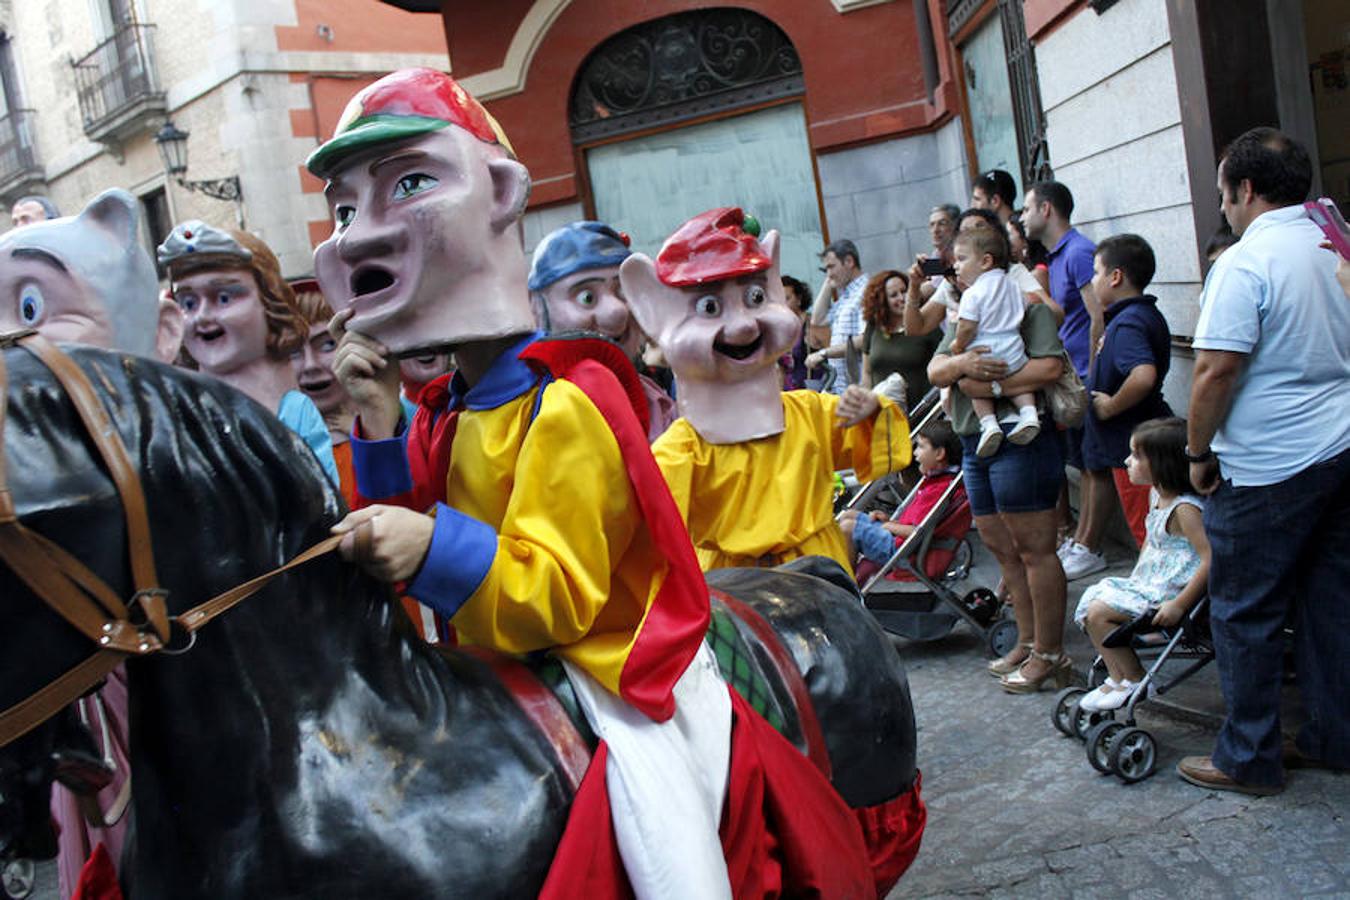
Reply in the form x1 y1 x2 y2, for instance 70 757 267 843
816 117 969 284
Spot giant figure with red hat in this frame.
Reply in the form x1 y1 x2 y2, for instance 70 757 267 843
621 208 913 572
311 68 894 898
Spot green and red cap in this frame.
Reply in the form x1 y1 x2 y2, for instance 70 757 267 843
306 68 514 178
655 207 769 287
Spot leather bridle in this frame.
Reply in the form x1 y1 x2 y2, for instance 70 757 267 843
0 331 353 748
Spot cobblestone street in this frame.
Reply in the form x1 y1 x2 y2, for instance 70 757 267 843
890 625 1349 898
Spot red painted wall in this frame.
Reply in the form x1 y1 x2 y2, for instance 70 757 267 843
277 0 449 53
438 0 955 207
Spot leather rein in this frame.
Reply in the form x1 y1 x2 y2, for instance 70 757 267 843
0 332 352 748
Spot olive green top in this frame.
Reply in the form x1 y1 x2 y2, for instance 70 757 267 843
934 303 1065 436
864 323 944 411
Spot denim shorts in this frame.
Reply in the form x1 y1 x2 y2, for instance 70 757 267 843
961 424 1065 517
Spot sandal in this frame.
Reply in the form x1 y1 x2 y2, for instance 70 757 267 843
1001 650 1072 694
987 642 1032 677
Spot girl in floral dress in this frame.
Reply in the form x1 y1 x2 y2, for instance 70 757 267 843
1074 418 1211 711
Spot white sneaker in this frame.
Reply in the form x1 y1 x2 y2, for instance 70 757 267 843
1062 542 1107 580
976 423 1003 457
1056 538 1076 561
1080 680 1123 712
1007 408 1040 445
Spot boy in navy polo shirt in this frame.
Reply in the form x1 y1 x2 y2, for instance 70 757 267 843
1067 235 1171 569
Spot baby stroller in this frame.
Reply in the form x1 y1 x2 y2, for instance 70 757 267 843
1051 597 1216 783
851 469 1019 657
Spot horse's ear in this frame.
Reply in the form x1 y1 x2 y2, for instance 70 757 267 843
619 253 672 342
78 189 141 251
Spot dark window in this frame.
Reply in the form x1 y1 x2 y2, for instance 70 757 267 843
949 0 1053 186
140 187 170 277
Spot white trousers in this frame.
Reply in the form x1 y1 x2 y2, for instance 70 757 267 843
563 642 733 900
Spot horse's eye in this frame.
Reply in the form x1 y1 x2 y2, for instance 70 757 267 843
694 295 721 317
745 285 767 308
18 284 45 325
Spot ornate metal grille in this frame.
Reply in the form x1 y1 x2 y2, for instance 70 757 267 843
998 0 1052 184
569 8 803 144
946 0 986 35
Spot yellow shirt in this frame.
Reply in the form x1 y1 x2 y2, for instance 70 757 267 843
652 390 911 571
443 378 673 701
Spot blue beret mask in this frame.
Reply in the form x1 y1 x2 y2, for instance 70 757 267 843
528 221 632 292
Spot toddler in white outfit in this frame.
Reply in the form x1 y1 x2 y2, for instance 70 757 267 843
949 228 1040 456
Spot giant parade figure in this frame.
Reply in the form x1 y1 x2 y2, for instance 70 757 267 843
310 67 904 897
621 207 913 572
528 220 677 441
0 189 181 900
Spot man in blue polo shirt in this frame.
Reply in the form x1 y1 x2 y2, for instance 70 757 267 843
1180 127 1350 796
1024 180 1103 563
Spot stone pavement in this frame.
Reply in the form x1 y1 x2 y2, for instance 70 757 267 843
884 537 1349 899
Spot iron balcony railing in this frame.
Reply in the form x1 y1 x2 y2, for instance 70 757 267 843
0 109 40 186
71 23 164 136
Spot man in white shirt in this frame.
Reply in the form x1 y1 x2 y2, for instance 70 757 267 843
1179 127 1350 795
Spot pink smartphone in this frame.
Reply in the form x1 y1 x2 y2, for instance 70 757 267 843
1305 198 1350 261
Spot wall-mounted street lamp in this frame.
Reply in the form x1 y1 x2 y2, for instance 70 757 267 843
154 120 243 203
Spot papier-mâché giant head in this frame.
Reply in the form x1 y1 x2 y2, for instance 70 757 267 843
529 221 641 358
0 189 180 360
307 68 534 355
621 208 800 443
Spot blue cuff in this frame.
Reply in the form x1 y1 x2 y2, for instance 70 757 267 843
855 516 898 565
351 429 412 500
407 503 498 619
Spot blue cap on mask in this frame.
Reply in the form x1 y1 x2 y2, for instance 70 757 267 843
528 221 631 292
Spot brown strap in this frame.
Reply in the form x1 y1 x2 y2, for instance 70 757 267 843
0 650 125 747
20 335 162 598
175 532 347 632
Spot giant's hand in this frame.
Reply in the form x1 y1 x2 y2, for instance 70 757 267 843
836 384 880 426
330 309 403 438
332 505 436 583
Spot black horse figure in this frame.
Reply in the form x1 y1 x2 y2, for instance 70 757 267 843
0 345 918 899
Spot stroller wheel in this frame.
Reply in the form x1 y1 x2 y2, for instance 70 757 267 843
1085 720 1126 773
963 588 1000 627
1072 701 1111 740
1110 727 1158 783
1052 687 1086 736
985 618 1020 658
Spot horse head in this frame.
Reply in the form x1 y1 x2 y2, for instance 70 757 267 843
0 342 343 865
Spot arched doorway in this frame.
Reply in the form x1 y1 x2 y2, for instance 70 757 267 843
570 8 825 282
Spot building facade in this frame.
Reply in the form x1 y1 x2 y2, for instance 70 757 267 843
0 0 449 276
944 0 1346 410
368 0 968 284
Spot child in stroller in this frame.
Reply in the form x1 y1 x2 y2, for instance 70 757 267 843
840 421 965 582
1073 418 1211 712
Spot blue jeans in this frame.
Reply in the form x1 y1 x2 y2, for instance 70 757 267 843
1205 445 1350 785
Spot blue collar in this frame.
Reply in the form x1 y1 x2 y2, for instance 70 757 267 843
1103 294 1155 324
448 331 544 411
1047 227 1083 257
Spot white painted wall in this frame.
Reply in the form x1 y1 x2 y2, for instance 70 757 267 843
1036 0 1203 340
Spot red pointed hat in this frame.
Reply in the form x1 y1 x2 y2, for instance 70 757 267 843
655 207 771 287
306 68 514 177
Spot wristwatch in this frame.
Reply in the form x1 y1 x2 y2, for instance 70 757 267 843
1184 446 1214 463
990 380 1004 399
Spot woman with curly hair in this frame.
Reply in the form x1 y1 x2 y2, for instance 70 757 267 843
159 221 337 485
861 269 942 411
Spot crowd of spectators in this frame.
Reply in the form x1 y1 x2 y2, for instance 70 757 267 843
784 126 1348 793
